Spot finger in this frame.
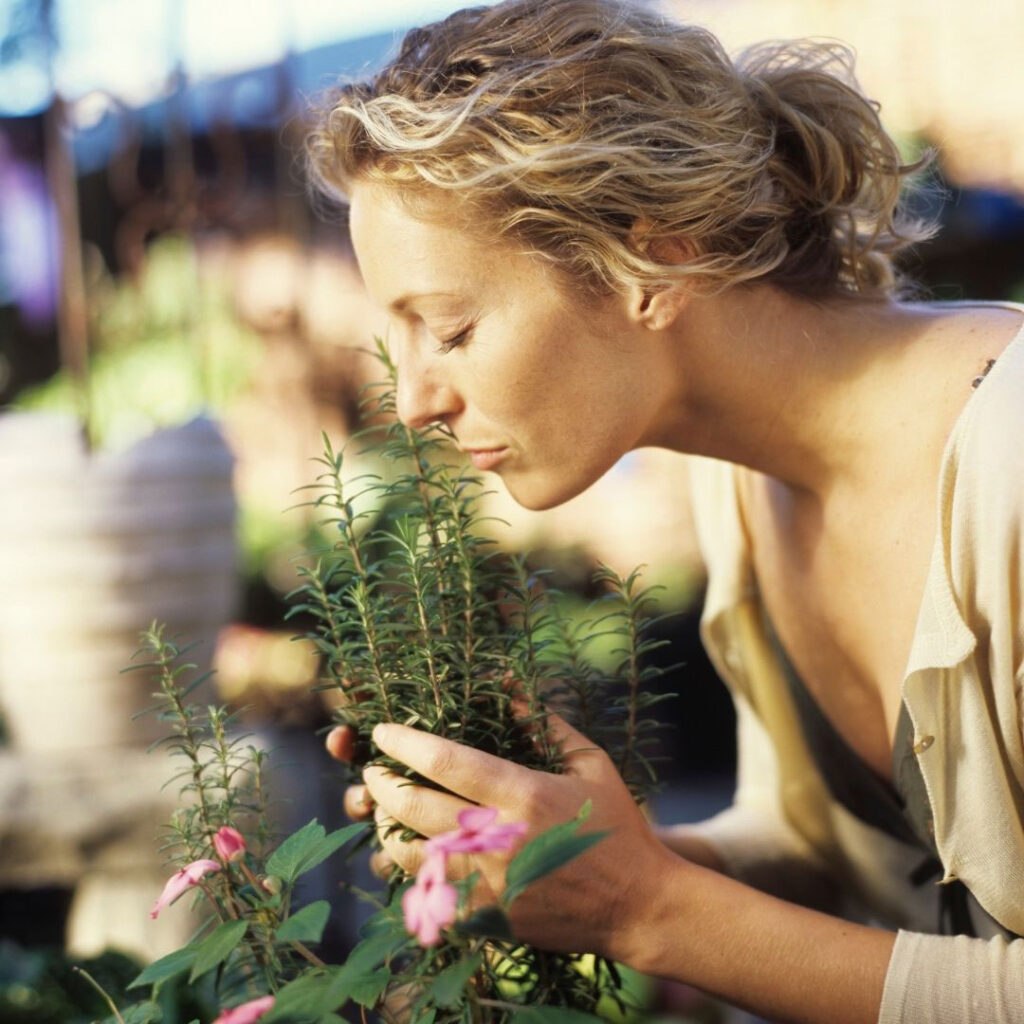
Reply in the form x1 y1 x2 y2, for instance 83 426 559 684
363 764 474 838
325 724 357 763
507 699 607 779
376 826 480 885
369 849 396 879
343 783 375 821
372 723 528 806
541 712 610 779
374 806 427 874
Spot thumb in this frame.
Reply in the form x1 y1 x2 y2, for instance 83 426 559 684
325 724 357 764
510 696 608 779
542 711 609 779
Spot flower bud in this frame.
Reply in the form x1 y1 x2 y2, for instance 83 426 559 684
150 859 221 919
260 875 283 895
213 825 247 863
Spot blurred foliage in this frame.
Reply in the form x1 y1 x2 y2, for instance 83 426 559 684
13 234 261 450
0 940 217 1024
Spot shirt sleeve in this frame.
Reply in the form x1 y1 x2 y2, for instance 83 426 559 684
880 930 1024 1023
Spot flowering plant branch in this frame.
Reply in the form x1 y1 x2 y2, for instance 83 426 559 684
106 341 672 1022
108 633 606 1023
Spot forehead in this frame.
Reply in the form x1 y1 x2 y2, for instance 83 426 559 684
349 183 491 305
349 182 570 313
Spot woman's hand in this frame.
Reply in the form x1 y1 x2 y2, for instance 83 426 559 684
325 725 374 819
359 713 679 964
327 720 899 1024
325 724 400 879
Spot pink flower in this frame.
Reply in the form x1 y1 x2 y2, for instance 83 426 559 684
213 825 247 863
211 995 276 1024
149 858 222 919
402 851 458 946
426 806 527 857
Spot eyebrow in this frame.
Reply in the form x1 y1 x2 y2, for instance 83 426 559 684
389 291 464 312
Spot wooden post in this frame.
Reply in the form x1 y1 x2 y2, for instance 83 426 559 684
43 93 91 445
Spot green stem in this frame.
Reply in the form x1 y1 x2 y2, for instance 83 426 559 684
197 879 230 922
617 588 642 788
290 940 327 968
475 998 528 1012
407 541 444 722
352 580 395 721
403 422 451 639
321 443 395 720
439 475 478 734
71 966 125 1024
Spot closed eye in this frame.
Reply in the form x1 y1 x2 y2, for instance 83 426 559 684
435 326 472 354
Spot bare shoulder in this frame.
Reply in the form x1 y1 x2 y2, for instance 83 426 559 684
926 300 1024 367
952 303 1024 466
897 301 1024 482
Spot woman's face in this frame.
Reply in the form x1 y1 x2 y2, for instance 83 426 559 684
348 183 675 510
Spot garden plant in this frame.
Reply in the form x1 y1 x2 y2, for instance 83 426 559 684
106 342 674 1024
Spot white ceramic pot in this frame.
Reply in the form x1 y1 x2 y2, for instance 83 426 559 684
0 412 239 751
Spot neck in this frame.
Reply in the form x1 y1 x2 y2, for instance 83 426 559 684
648 285 947 499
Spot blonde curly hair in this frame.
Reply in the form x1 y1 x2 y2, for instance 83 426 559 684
306 0 935 300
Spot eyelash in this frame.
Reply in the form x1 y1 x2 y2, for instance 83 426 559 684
435 327 472 354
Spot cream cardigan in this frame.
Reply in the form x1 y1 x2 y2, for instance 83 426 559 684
681 303 1024 1022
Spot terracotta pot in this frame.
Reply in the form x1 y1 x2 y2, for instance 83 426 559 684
0 412 239 751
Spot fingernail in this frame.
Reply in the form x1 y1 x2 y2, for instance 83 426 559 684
372 723 394 746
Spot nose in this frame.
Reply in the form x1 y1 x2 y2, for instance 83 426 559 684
394 349 462 431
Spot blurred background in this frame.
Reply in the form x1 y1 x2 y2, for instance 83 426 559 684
1 0 1023 1021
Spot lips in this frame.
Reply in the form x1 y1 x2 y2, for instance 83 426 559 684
464 447 508 471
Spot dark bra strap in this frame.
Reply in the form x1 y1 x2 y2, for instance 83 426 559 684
762 609 920 845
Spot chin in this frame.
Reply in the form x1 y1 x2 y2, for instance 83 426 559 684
499 468 594 512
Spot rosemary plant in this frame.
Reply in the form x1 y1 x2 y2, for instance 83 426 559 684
111 340 674 1024
285 340 674 1019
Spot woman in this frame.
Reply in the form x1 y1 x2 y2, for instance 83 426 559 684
310 1 1024 1020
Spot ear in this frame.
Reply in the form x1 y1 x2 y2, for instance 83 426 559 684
626 278 691 331
626 221 695 330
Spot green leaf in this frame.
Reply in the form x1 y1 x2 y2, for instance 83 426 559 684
266 820 367 884
276 900 331 944
265 819 326 883
297 823 368 879
503 814 610 905
313 924 406 1015
103 1003 162 1024
358 903 401 939
127 947 196 989
430 953 482 1008
345 924 410 974
348 966 390 1007
261 969 344 1022
188 919 248 982
456 905 514 941
513 1009 605 1023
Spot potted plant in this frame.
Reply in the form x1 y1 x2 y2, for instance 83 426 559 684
0 234 254 753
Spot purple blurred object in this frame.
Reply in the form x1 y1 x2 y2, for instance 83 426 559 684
0 126 59 326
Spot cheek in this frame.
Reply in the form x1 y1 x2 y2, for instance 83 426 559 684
470 338 563 424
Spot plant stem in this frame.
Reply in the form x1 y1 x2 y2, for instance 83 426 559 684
405 531 445 721
71 966 125 1024
619 598 641 785
402 422 451 639
290 940 327 968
